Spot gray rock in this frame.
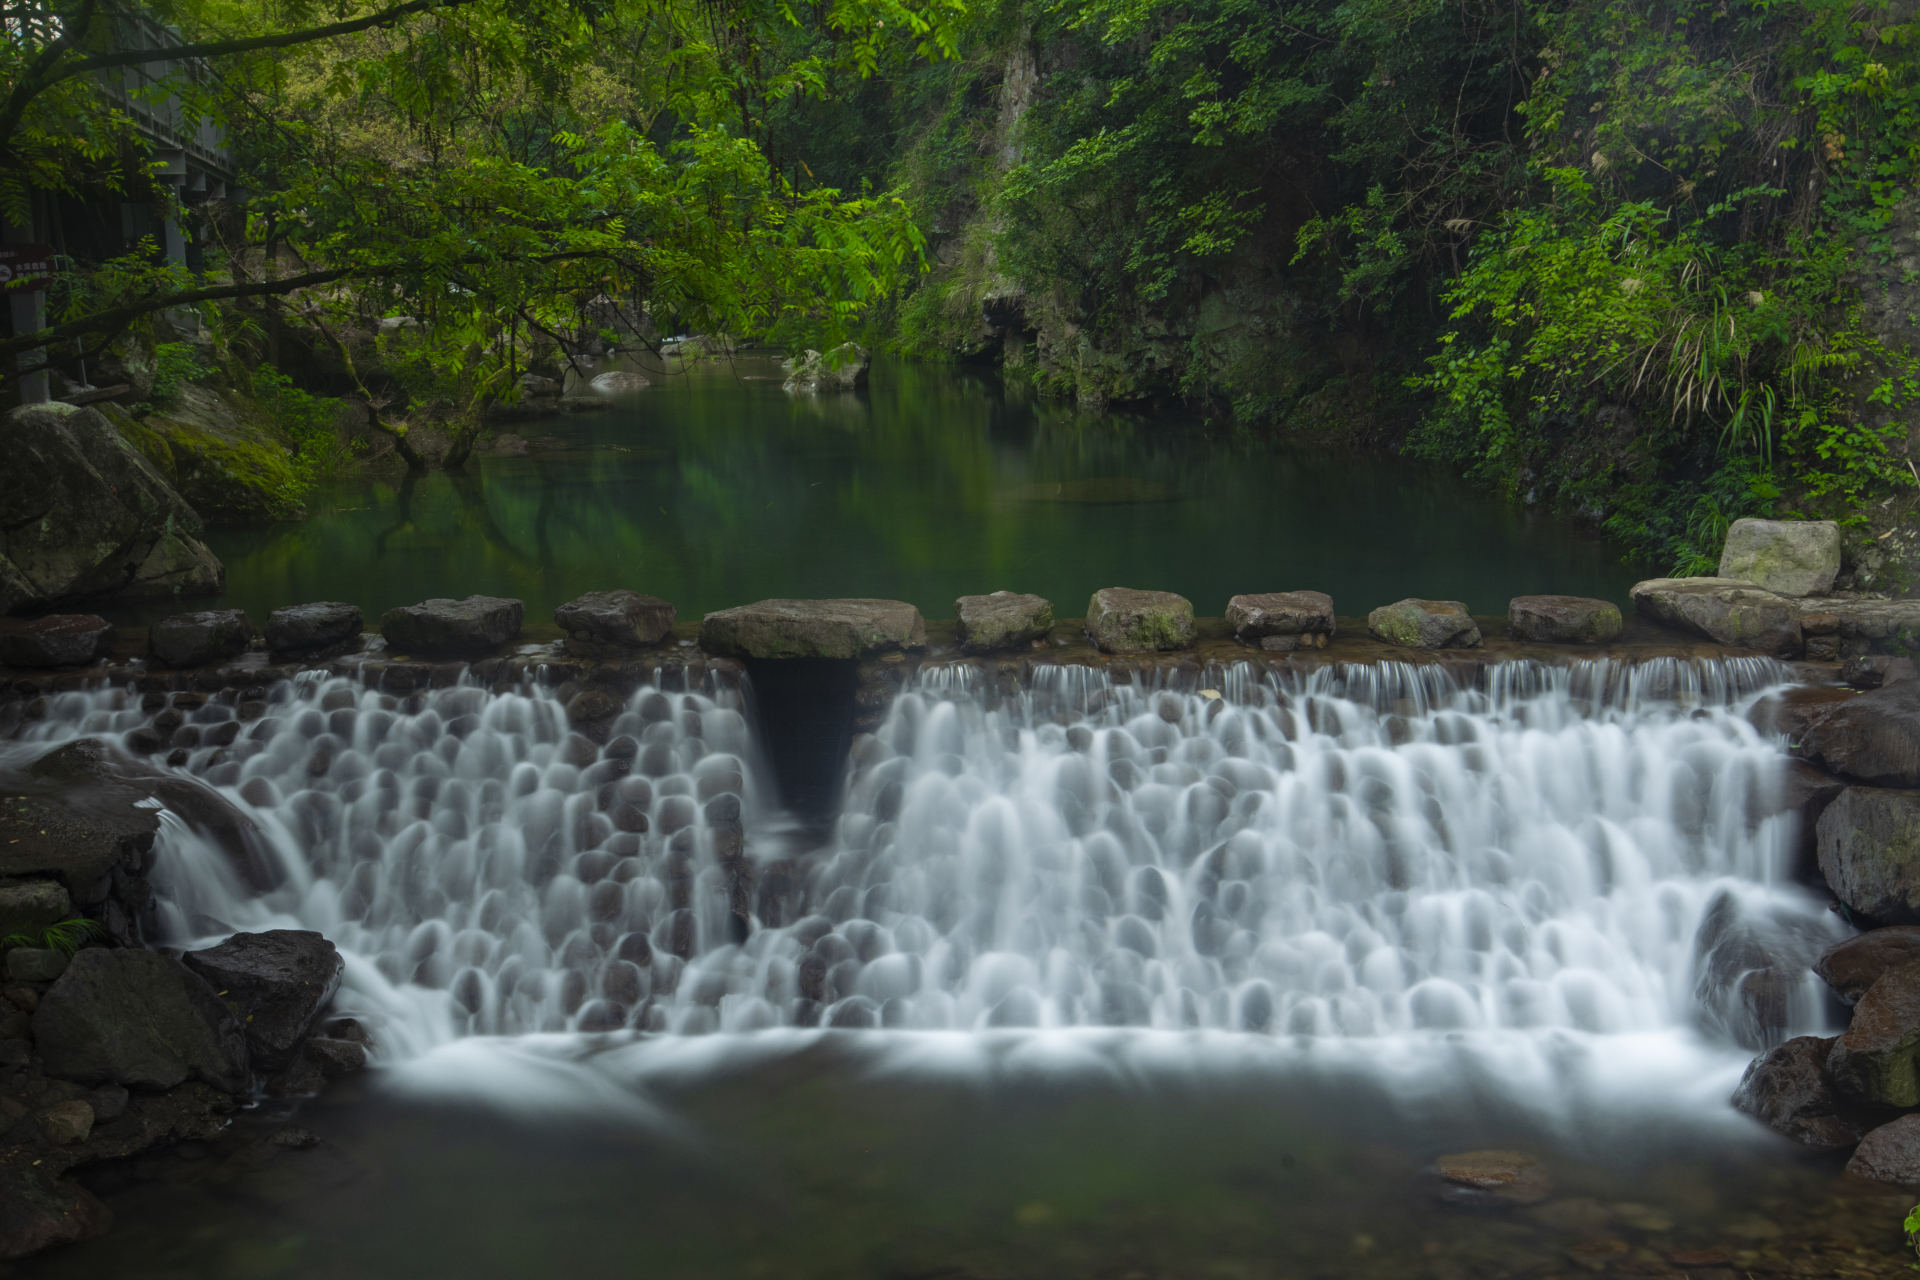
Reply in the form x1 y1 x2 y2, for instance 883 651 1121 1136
1 756 159 906
0 1164 112 1260
303 1036 367 1077
35 1099 92 1145
1731 1035 1870 1150
589 371 650 395
555 590 675 654
1085 588 1195 654
0 615 114 667
1720 518 1842 596
0 402 223 614
699 598 925 659
1367 599 1482 649
955 591 1053 653
1817 927 1920 1005
1225 591 1334 649
181 930 344 1072
149 608 254 668
265 602 363 656
32 948 247 1092
0 880 69 940
1629 577 1802 656
1843 655 1919 690
1506 595 1623 644
380 595 524 657
781 343 870 393
1820 597 1920 655
1778 759 1848 880
1800 680 1920 786
518 374 561 398
7 948 69 983
1818 787 1920 923
1847 1114 1920 1183
1828 958 1920 1106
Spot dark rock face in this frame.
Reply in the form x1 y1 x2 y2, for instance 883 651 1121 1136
1629 578 1802 656
1828 958 1920 1106
0 402 223 614
1085 588 1195 654
0 879 70 938
1798 679 1920 786
1506 595 1624 644
181 930 343 1071
955 591 1053 653
1778 759 1848 881
0 615 114 667
0 1164 112 1260
1817 787 1920 924
148 608 254 668
380 595 524 657
32 949 247 1092
1816 927 1920 1005
1225 591 1334 650
265 602 363 657
700 598 925 659
1732 1036 1869 1150
1367 599 1481 649
1843 655 1919 690
1847 1114 1920 1183
555 590 675 654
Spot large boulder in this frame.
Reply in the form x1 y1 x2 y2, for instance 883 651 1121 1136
0 763 158 907
699 598 925 659
106 384 309 524
0 879 70 939
0 615 114 668
381 595 524 657
1798 679 1920 786
1085 588 1195 654
1817 927 1920 1005
781 343 870 393
1367 599 1482 649
0 401 222 614
555 590 675 655
182 930 343 1071
0 1165 112 1260
589 371 650 395
1731 1035 1872 1149
1225 591 1334 651
1818 788 1920 924
1828 958 1920 1106
1847 1114 1920 1184
1628 578 1801 656
955 591 1053 653
32 948 248 1092
1719 518 1841 597
265 601 363 658
1506 595 1623 644
148 608 253 668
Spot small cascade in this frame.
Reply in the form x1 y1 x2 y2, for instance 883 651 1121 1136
4 653 1836 1057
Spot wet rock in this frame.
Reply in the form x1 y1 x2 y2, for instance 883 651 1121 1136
0 773 158 908
0 879 70 939
265 602 363 658
566 690 622 728
1778 759 1847 880
1719 517 1841 596
1506 595 1623 644
1628 578 1802 656
1846 1114 1920 1183
380 595 524 657
955 591 1053 653
0 1163 112 1260
1225 591 1335 649
1843 655 1919 690
1692 888 1831 1050
1817 928 1920 1005
782 342 870 393
86 1084 127 1121
1799 680 1920 786
1085 588 1195 653
589 371 651 395
268 1124 320 1149
699 598 925 659
1432 1150 1553 1205
0 615 114 667
1828 958 1920 1106
303 1037 366 1078
1817 787 1920 923
181 930 344 1072
148 608 253 668
7 948 69 983
1731 1035 1870 1149
32 948 247 1092
36 1099 93 1145
0 401 223 615
1368 599 1482 649
556 590 675 655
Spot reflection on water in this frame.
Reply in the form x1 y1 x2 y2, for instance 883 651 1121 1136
114 356 1643 625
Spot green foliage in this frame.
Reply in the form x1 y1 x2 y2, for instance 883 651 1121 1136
0 917 106 956
251 363 350 486
147 341 208 406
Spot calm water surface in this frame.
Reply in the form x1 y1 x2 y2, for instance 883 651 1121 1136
143 355 1643 625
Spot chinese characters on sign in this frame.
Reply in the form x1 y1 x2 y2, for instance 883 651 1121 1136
0 245 57 292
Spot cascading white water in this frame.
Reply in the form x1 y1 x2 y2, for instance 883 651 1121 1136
6 655 1842 1063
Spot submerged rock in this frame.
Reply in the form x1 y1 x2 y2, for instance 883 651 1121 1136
1367 599 1481 649
1798 679 1920 786
265 602 363 658
589 371 650 395
556 590 675 654
1719 518 1841 597
1817 927 1920 1005
1731 1035 1870 1150
1225 591 1334 650
1085 588 1195 654
32 948 247 1092
1818 788 1920 923
0 615 114 667
782 342 870 393
148 608 253 668
1506 595 1622 644
699 598 925 659
1827 958 1920 1106
380 595 524 657
0 1164 112 1260
1847 1114 1920 1183
955 591 1053 653
1431 1150 1553 1205
1628 578 1801 656
182 930 344 1072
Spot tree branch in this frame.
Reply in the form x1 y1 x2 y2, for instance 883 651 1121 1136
0 266 357 361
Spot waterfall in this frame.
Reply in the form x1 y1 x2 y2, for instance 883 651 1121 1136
6 655 1840 1066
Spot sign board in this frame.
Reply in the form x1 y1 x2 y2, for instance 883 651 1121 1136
0 244 56 292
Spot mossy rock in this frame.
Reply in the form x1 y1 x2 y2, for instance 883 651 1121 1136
105 386 307 525
1085 588 1194 653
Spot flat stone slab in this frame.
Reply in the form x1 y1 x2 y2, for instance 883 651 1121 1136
699 598 925 659
1086 588 1195 654
1721 517 1840 596
1225 591 1334 650
265 602 362 656
1507 595 1622 644
556 590 675 654
149 609 253 669
1368 599 1481 648
955 591 1052 653
1629 578 1801 657
380 595 524 658
0 615 114 667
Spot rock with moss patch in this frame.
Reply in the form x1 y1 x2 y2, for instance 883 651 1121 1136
1720 518 1841 597
955 591 1053 653
782 343 870 393
107 385 310 525
1226 591 1334 650
1368 599 1481 648
1628 577 1802 656
1085 588 1195 653
1507 595 1622 644
1817 786 1920 923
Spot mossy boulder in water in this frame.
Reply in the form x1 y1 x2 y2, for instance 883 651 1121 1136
782 343 870 393
1629 578 1802 656
1085 588 1194 653
1817 786 1920 922
1367 599 1481 648
1732 1035 1870 1149
104 385 308 524
1719 518 1841 597
1506 595 1622 643
1827 958 1920 1107
955 591 1053 653
700 598 924 659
